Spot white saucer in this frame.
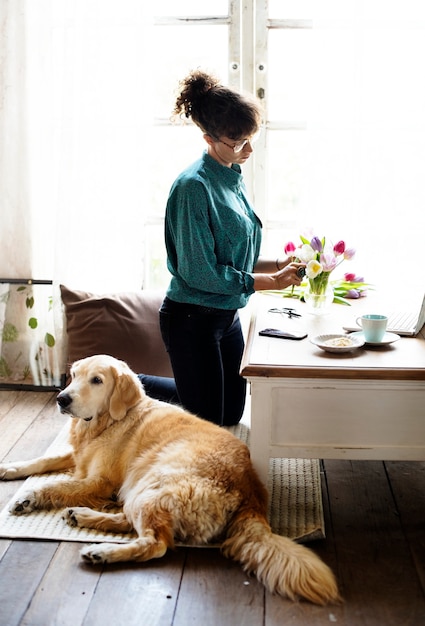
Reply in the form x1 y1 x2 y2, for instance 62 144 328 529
310 333 365 353
350 331 400 345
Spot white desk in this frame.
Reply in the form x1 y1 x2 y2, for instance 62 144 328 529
241 293 425 485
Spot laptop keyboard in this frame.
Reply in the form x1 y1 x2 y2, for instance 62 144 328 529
387 311 415 332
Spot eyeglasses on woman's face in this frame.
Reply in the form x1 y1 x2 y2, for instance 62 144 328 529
217 130 261 153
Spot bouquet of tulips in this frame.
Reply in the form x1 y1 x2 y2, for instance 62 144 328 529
274 233 371 304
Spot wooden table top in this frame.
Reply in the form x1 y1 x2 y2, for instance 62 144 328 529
241 292 425 381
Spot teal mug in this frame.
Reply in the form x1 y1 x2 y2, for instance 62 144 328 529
356 314 388 342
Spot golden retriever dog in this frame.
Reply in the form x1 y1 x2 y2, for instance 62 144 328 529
0 354 340 605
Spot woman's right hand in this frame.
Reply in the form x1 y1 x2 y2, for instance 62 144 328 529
273 263 306 290
252 262 306 292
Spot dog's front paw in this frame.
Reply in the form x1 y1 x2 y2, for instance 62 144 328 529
62 508 78 527
9 491 37 515
80 543 113 564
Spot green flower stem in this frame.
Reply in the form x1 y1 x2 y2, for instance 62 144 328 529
309 272 331 295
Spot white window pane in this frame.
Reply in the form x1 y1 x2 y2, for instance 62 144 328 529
149 125 206 218
143 224 170 290
359 27 425 126
262 226 299 259
266 130 307 224
154 1 228 16
268 0 313 19
153 26 229 119
267 29 311 121
146 124 207 288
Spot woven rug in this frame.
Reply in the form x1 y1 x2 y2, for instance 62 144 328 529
0 422 325 545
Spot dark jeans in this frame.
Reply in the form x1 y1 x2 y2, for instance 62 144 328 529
139 297 246 426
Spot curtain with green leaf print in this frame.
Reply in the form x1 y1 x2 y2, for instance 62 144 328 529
0 281 66 389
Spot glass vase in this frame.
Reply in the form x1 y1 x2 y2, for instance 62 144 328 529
303 277 334 315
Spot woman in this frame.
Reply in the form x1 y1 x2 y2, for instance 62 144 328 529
140 69 305 426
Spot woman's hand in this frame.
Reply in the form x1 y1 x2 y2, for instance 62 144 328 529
273 263 306 290
252 262 306 291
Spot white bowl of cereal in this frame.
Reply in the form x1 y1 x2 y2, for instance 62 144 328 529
310 333 365 353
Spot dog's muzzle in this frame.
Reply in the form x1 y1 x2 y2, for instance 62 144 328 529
57 392 93 421
57 392 72 411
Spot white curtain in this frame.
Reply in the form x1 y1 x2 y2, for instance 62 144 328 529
1 0 153 291
0 0 33 277
0 0 153 386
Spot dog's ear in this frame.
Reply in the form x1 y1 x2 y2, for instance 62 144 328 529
109 368 143 421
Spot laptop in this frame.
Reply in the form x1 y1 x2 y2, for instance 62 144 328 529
343 292 425 337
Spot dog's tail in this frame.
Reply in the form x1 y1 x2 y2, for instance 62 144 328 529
222 513 341 605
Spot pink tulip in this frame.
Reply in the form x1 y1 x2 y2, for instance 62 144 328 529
284 241 296 255
344 272 356 282
333 240 346 255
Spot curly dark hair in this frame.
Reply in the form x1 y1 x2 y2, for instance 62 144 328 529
172 69 262 140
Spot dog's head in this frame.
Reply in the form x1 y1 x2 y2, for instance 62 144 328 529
57 355 144 422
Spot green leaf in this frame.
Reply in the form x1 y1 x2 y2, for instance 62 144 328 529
44 332 55 347
28 317 38 329
26 296 35 309
2 322 19 342
0 357 12 377
333 295 351 305
299 235 310 245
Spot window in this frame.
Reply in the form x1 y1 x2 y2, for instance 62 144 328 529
143 1 425 291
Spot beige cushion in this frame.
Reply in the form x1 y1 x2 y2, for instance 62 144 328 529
60 285 172 377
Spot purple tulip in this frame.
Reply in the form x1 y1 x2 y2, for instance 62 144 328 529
310 236 323 252
345 289 360 299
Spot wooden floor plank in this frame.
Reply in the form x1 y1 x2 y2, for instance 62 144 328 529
19 542 100 626
173 547 264 626
83 549 186 626
0 540 59 626
0 391 56 459
0 390 22 418
8 393 64 461
385 460 425 592
0 538 12 561
0 392 61 515
323 459 425 626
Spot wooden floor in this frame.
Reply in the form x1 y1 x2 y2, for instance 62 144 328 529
0 390 424 626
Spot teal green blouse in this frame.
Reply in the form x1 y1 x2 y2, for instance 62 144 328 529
164 151 263 310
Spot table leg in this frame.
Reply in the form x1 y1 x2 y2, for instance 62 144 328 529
249 381 271 486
